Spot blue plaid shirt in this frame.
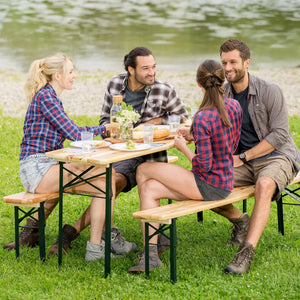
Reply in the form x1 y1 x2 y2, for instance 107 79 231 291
20 84 106 160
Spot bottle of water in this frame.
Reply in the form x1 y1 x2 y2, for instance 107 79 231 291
110 95 123 139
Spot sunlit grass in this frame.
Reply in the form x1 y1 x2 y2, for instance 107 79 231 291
0 114 299 299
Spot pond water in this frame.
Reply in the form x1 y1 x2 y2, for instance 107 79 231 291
0 0 299 72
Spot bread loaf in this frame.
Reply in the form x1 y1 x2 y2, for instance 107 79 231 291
133 126 170 139
153 128 170 139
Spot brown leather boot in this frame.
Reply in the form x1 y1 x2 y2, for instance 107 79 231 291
128 245 162 273
3 218 39 250
225 241 255 274
49 224 79 255
227 213 250 247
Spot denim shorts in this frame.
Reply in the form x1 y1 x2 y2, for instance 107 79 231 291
19 153 59 193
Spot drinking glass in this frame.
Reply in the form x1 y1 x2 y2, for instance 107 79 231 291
168 115 180 133
143 124 154 144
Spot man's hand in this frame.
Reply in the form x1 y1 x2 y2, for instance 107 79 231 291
233 155 244 168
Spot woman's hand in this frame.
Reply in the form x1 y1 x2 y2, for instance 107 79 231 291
104 123 111 135
174 135 187 152
177 127 193 142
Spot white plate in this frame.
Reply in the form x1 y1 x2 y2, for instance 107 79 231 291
109 143 151 152
70 140 111 148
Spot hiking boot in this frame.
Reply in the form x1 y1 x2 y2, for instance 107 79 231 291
227 213 250 247
157 233 170 256
225 241 255 275
85 240 119 261
3 218 39 250
49 224 79 255
102 227 137 255
85 240 105 261
128 246 162 273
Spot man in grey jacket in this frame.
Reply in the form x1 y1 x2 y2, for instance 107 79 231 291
213 39 300 274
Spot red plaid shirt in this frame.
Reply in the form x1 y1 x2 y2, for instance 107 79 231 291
20 84 106 160
192 96 242 191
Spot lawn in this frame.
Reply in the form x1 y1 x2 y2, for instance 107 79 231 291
0 114 299 299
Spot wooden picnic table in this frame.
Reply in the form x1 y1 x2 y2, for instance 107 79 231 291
46 139 175 277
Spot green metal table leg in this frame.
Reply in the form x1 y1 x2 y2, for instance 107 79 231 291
170 218 177 283
58 162 64 265
38 201 46 262
14 207 20 258
105 165 112 278
145 223 150 277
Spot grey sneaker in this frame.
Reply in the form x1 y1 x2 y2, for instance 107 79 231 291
228 213 250 247
49 224 79 255
225 241 255 274
157 233 170 256
85 241 105 261
128 246 162 273
3 218 39 250
102 227 137 255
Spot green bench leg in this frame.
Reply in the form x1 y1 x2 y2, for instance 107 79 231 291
170 219 177 284
38 202 46 262
14 206 20 258
276 197 284 235
13 203 46 261
144 221 177 283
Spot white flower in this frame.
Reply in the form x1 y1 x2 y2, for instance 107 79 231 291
117 103 140 125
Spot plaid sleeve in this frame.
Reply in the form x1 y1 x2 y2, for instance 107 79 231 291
40 92 105 141
163 86 188 124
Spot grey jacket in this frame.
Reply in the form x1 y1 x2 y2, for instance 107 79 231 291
224 73 300 172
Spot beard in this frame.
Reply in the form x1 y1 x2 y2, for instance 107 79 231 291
226 68 246 84
134 72 155 86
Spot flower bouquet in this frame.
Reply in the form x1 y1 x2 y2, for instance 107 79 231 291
118 102 140 140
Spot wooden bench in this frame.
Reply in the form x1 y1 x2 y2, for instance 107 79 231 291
133 173 300 283
3 192 59 261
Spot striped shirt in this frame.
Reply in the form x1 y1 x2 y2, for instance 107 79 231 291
20 84 106 160
192 96 242 191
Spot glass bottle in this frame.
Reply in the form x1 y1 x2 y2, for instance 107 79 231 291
110 95 123 139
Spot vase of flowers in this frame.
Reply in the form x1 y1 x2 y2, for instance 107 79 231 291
118 102 140 140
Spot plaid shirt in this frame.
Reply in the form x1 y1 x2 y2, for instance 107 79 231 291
99 73 188 126
192 96 242 191
99 73 188 162
20 84 106 160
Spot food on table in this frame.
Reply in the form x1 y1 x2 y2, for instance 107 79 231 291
133 125 170 139
125 140 136 150
94 141 106 147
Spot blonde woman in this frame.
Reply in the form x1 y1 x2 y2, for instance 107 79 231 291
3 54 135 260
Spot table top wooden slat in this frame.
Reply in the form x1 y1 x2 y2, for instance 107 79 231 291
46 140 175 166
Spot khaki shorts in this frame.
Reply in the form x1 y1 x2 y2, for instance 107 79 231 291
234 155 297 201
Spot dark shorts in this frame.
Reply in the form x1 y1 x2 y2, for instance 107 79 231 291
112 156 147 192
234 155 297 201
193 173 231 201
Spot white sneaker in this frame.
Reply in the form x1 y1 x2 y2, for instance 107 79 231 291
85 241 105 261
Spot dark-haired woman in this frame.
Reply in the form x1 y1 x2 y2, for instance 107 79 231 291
128 59 243 273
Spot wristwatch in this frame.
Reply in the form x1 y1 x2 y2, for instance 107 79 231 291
239 152 247 163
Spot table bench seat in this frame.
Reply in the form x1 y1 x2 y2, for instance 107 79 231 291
3 192 59 261
133 172 300 283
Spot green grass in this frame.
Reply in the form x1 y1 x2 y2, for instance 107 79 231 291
0 114 300 299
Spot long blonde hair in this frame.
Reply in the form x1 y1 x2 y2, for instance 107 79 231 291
24 54 72 104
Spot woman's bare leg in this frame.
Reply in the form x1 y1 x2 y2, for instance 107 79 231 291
136 162 204 246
